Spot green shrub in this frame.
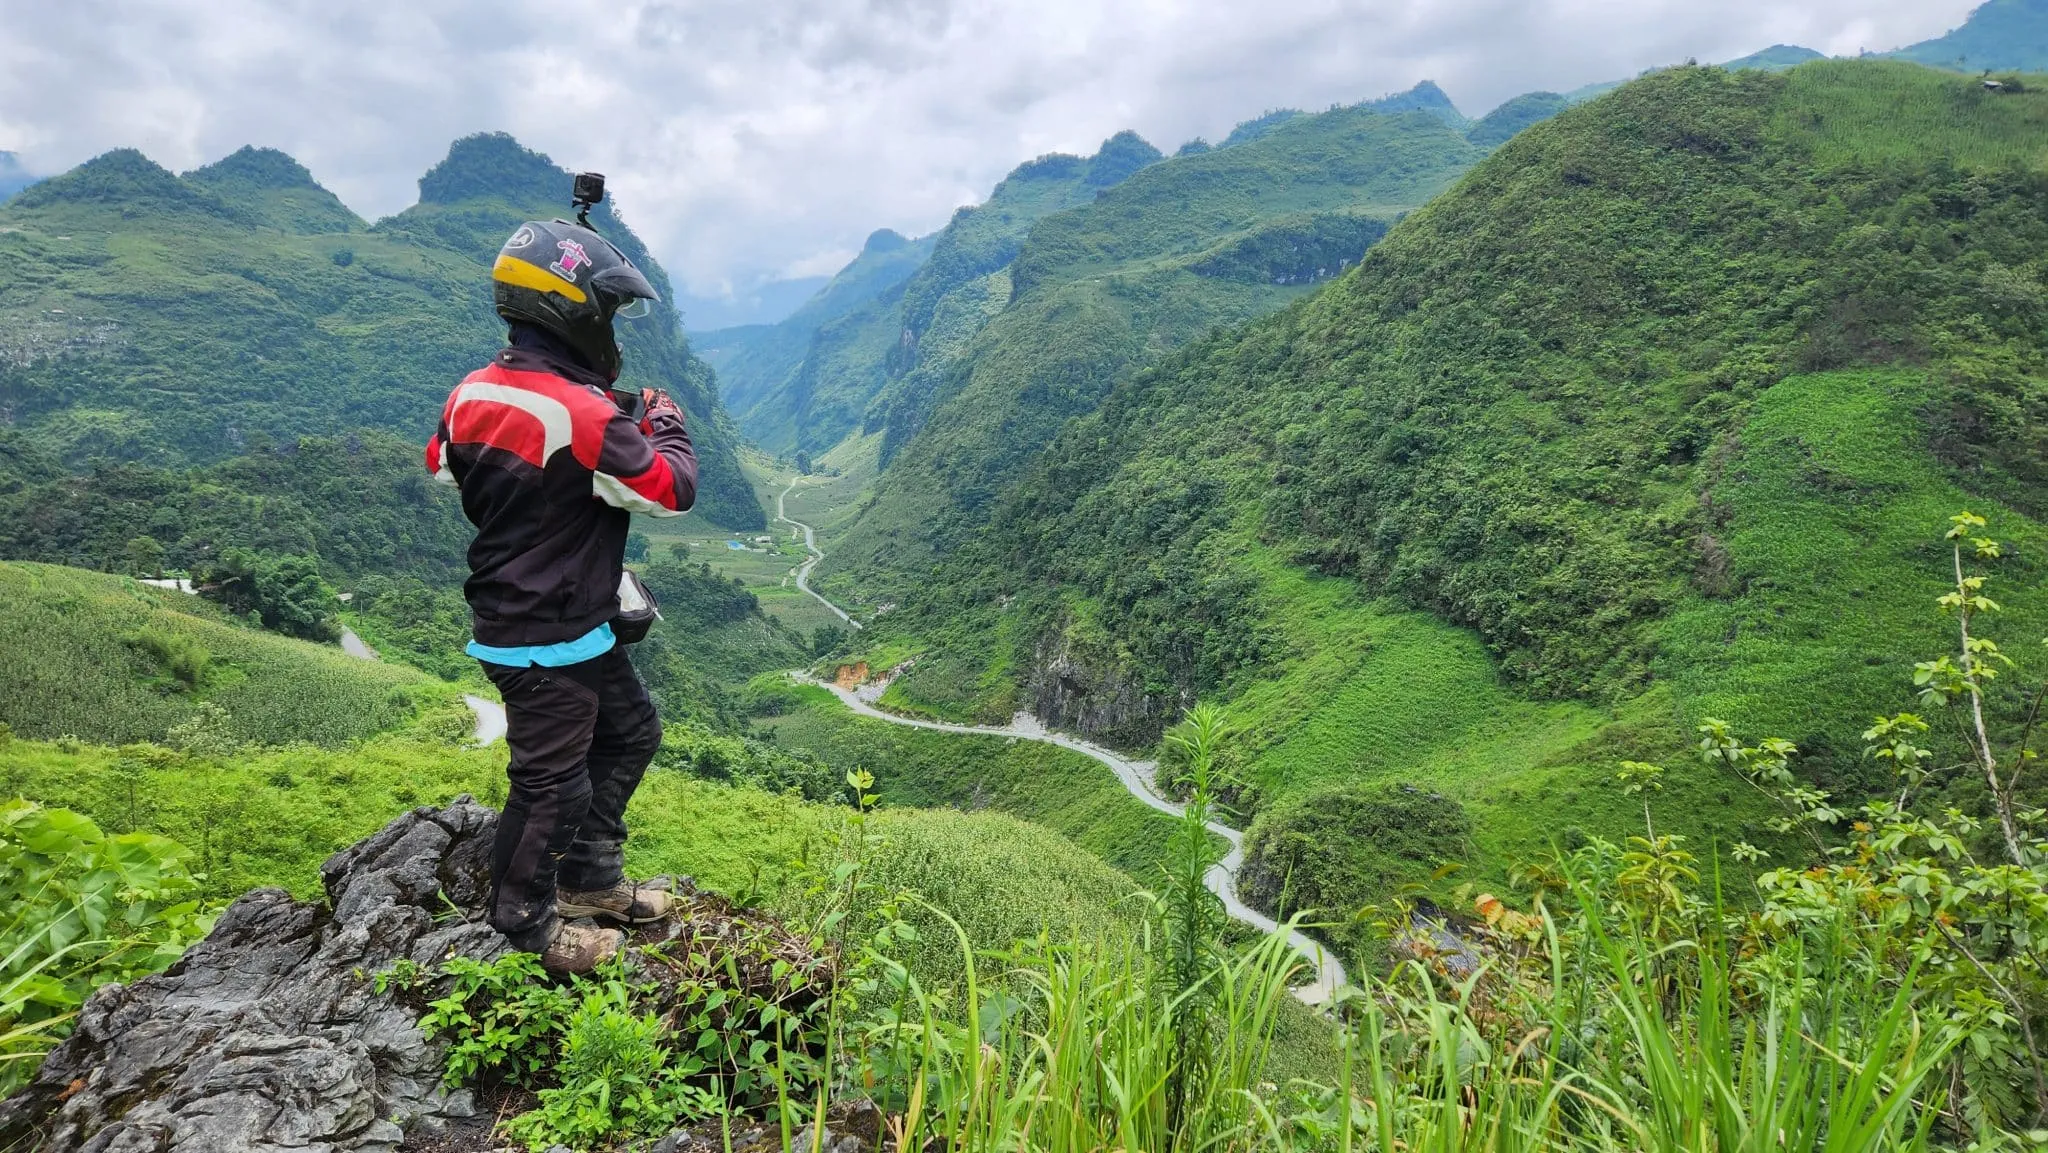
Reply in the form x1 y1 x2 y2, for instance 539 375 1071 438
126 626 211 689
0 802 213 1095
1240 783 1473 961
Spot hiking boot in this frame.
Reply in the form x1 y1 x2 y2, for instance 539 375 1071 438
540 920 624 974
557 879 672 925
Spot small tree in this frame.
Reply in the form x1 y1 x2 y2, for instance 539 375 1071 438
123 535 165 578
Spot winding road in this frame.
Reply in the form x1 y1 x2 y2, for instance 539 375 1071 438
777 478 862 631
338 627 506 747
773 480 1347 1005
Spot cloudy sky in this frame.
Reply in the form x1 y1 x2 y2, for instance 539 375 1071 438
0 0 1984 307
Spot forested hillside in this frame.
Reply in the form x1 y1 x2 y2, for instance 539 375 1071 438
820 59 2048 930
816 94 1488 590
0 134 760 529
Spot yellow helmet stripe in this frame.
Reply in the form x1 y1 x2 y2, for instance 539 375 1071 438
492 254 588 304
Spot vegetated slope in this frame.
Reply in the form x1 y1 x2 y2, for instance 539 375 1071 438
816 98 1486 600
1893 0 2048 72
730 132 1165 459
0 561 455 748
0 429 471 583
0 136 760 529
4 725 1146 986
698 228 936 424
847 60 2048 943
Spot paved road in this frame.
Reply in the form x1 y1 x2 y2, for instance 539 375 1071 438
775 497 1346 1005
776 478 862 631
338 627 506 747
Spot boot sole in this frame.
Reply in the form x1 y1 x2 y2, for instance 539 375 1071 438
557 901 666 925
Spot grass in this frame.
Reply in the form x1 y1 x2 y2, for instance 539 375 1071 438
0 721 496 899
1661 371 2048 780
0 561 453 748
1773 60 2048 167
758 682 1181 881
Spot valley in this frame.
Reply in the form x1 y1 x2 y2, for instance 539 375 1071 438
9 3 2048 1144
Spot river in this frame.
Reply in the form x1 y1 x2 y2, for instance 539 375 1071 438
773 481 1347 1005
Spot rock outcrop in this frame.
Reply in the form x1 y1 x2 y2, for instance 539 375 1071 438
0 799 508 1153
1026 626 1182 749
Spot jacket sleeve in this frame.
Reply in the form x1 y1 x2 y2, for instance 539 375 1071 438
425 398 457 488
591 406 697 517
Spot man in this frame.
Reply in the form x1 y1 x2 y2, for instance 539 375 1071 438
426 216 696 972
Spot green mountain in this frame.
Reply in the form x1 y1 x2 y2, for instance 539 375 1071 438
1893 0 2048 72
0 135 761 529
1466 91 1572 146
831 59 2048 946
1723 44 1825 71
722 132 1164 457
698 227 936 429
816 97 1488 595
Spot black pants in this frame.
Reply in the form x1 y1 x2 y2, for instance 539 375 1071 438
480 648 661 952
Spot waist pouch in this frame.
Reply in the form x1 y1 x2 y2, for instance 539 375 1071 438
611 569 660 645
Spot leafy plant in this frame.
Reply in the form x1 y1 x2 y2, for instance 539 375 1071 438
0 802 213 1095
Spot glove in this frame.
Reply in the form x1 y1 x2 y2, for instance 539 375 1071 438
641 389 684 432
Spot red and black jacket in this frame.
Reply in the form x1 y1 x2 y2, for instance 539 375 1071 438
427 333 697 647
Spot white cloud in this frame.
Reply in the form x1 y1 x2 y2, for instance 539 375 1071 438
0 0 1986 294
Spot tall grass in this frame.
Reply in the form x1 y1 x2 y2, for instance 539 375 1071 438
825 895 1957 1153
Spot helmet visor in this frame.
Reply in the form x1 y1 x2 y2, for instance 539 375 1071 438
612 296 654 321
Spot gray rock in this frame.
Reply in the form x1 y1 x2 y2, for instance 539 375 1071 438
0 799 509 1153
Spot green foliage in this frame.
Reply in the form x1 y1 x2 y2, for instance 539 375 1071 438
0 802 213 1095
415 932 830 1152
345 575 475 682
822 95 1486 593
0 561 442 748
125 625 211 689
1465 90 1570 145
414 952 575 1086
0 431 472 583
729 132 1153 458
760 683 1180 879
699 228 937 425
197 548 339 641
1239 783 1474 960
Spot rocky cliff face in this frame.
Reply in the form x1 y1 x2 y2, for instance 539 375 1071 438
1026 626 1183 750
0 800 507 1153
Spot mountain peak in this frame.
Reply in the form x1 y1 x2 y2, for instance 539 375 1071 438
186 146 323 192
863 228 911 254
184 146 359 232
1368 80 1467 125
1722 44 1825 71
1085 130 1163 187
416 132 567 207
8 148 222 214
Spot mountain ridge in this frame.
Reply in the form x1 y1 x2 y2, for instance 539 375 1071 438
0 132 763 529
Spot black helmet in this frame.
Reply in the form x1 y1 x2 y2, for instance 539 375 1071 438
492 218 660 382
